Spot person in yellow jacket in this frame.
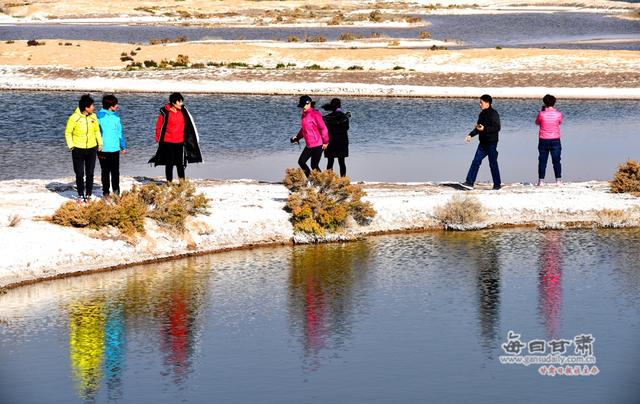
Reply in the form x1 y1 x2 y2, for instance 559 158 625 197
65 94 103 202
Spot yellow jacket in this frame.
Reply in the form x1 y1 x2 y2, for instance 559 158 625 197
65 108 103 150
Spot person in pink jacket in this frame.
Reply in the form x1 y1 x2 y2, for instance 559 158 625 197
535 94 564 186
290 95 329 177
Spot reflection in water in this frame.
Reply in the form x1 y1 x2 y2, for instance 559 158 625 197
68 300 106 402
65 259 210 400
103 299 126 401
158 263 208 386
288 243 369 371
538 231 563 339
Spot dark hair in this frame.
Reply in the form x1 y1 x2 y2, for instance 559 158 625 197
542 94 556 107
169 92 184 105
322 98 341 111
102 94 118 110
79 94 94 112
480 94 492 105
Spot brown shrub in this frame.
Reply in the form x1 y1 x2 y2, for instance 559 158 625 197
418 31 431 39
283 169 376 236
50 180 209 235
610 160 640 195
434 194 485 229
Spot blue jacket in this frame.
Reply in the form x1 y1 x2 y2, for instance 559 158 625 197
97 109 126 152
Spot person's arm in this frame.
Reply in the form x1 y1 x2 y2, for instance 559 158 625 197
118 117 127 153
535 111 543 126
64 115 76 150
558 111 563 125
94 117 103 151
315 111 329 146
155 114 164 142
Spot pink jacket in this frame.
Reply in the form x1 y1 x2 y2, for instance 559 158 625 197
535 107 563 140
295 108 329 148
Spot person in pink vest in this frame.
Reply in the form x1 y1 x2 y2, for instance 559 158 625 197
290 95 329 177
535 94 564 186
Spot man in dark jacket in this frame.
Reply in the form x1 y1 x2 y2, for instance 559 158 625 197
460 94 502 190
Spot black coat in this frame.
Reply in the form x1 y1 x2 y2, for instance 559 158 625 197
323 111 349 158
468 107 501 144
149 106 203 167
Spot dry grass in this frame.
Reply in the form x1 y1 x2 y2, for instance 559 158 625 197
50 180 209 235
434 194 485 229
8 215 21 227
283 168 375 236
594 208 634 228
610 160 640 195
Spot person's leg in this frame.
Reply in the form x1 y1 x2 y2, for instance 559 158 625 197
298 147 313 177
310 146 323 173
338 157 346 177
165 164 174 182
486 143 501 188
550 139 562 180
326 157 335 171
175 143 185 180
98 152 109 195
85 147 97 198
538 140 550 181
72 148 85 197
465 144 488 186
111 152 120 194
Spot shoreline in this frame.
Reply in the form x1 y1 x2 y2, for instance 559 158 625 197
2 177 639 290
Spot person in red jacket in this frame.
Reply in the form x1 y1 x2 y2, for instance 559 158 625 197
290 95 329 177
149 92 203 182
535 94 564 186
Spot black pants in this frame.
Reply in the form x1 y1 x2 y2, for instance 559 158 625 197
327 157 347 177
72 147 97 197
164 142 185 182
98 151 120 195
298 146 323 177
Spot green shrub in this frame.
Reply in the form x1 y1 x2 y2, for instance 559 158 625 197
275 63 286 69
610 160 640 195
143 59 158 68
283 168 376 236
120 55 134 62
434 194 485 229
347 65 364 70
305 64 323 70
393 65 405 70
26 39 44 46
50 180 209 235
227 61 249 68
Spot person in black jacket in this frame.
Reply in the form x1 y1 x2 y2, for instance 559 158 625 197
460 94 502 190
322 98 350 177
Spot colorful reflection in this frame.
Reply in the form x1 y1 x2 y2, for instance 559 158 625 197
288 243 369 371
66 259 209 400
538 231 563 339
68 300 106 402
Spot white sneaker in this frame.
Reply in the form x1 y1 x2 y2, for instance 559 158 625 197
556 179 563 186
536 179 544 186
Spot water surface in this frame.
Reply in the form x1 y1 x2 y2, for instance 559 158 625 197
1 229 639 403
0 91 638 183
1 12 638 49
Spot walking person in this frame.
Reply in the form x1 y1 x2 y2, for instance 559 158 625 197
535 94 563 186
460 94 502 190
322 98 350 177
65 94 102 202
97 94 126 197
149 92 203 182
290 95 329 177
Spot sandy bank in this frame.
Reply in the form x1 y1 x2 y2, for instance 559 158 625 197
1 177 639 289
0 41 639 98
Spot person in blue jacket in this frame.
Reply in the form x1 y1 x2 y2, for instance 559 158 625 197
97 95 126 197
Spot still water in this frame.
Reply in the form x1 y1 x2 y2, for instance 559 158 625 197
1 13 639 49
0 91 638 183
1 229 639 403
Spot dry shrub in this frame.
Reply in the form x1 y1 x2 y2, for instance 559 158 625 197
434 194 485 229
338 32 362 41
8 215 21 227
50 180 209 235
610 160 640 195
283 168 376 236
418 31 431 39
